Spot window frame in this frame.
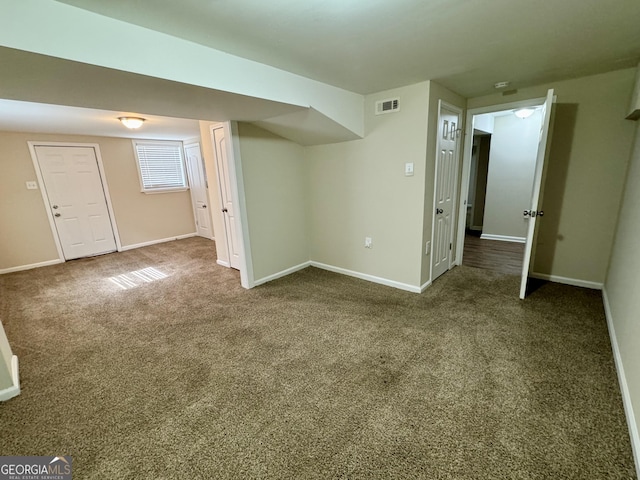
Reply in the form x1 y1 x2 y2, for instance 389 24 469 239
132 140 189 194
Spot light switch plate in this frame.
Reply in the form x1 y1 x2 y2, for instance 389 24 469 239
404 162 414 176
26 181 38 190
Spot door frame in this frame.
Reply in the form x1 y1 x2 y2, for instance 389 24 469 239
454 96 547 268
28 141 122 261
430 100 463 283
209 122 253 289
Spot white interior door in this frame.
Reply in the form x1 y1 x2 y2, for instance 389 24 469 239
35 145 116 260
432 104 461 281
184 142 214 240
520 89 555 299
212 126 241 270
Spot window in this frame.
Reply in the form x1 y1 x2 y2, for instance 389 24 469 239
133 140 188 193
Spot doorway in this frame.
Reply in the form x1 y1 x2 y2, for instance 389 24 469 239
455 90 555 298
30 143 120 260
462 108 542 274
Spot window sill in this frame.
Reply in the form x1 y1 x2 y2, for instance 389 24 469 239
141 188 189 194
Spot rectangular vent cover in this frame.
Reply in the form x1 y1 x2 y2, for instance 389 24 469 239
375 98 400 115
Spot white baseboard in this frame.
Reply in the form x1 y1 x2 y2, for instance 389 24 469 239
530 272 603 290
253 261 311 287
0 355 20 402
602 288 640 478
0 259 63 275
480 233 526 243
1 233 202 274
310 261 421 293
250 260 428 294
216 259 230 268
120 233 197 252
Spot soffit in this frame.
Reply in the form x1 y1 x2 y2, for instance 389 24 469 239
56 0 640 96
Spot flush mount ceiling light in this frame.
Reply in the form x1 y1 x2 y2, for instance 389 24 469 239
494 81 510 89
514 108 535 119
118 116 145 129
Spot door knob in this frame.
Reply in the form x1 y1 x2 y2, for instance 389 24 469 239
203 205 207 209
54 213 61 217
52 205 59 209
524 210 544 217
436 208 443 214
222 208 228 213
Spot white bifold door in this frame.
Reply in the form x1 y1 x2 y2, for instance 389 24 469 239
34 145 117 260
211 126 242 270
184 142 214 240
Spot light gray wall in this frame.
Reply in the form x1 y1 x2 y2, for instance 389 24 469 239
307 82 431 289
239 80 465 291
482 111 542 240
237 123 308 282
605 121 640 463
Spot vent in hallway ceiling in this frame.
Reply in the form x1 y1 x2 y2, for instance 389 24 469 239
375 98 400 115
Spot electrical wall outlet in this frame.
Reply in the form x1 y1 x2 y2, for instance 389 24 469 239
365 237 373 249
425 241 431 255
26 181 38 190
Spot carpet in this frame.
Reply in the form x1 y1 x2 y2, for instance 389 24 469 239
0 237 635 479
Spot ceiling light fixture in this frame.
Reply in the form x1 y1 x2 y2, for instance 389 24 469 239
494 81 510 89
118 116 145 129
513 108 535 119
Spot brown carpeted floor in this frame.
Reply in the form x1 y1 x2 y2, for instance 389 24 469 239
0 237 636 479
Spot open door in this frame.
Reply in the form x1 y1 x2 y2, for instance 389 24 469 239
211 125 242 270
519 89 555 299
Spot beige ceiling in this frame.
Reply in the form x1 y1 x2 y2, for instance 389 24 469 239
56 0 640 97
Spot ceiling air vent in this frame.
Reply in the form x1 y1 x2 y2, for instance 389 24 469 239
375 98 400 115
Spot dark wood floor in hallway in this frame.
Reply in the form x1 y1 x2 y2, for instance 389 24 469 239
462 232 525 275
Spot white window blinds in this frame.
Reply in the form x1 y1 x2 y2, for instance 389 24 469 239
134 141 188 193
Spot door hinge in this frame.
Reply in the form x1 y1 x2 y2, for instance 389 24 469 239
449 243 452 250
